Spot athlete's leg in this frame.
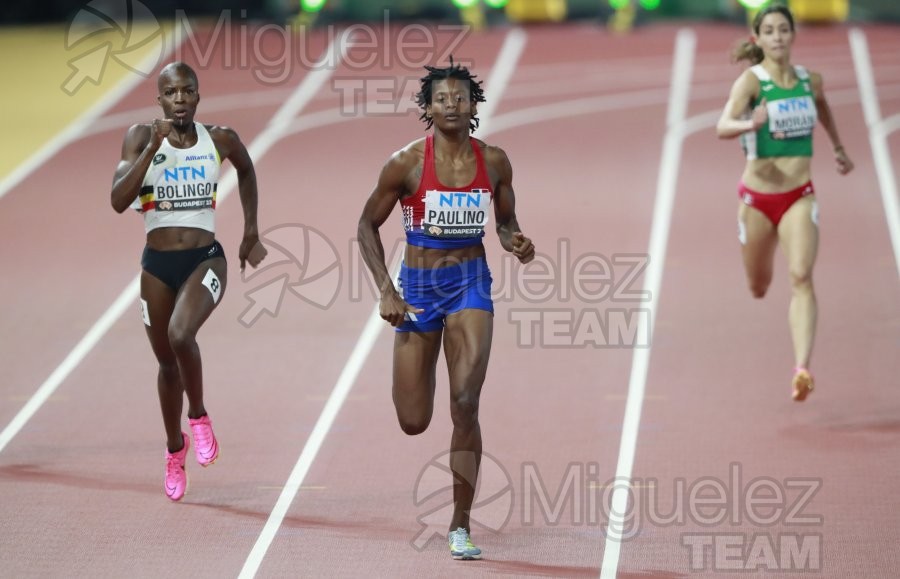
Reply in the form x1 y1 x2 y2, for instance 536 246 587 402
168 257 227 419
739 203 779 299
392 330 443 435
140 271 183 453
442 308 493 533
777 196 819 371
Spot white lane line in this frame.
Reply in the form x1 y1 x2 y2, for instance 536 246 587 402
0 30 182 201
880 113 900 136
599 28 696 579
236 27 528 579
0 277 141 453
0 35 351 456
849 28 900 281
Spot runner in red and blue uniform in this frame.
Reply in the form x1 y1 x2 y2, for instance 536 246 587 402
358 59 535 560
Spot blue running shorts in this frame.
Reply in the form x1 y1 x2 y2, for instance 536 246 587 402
396 256 493 333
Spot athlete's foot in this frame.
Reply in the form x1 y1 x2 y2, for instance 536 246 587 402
448 527 482 560
189 414 219 466
792 367 814 402
165 432 190 501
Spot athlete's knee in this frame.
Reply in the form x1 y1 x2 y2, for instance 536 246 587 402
167 323 198 353
450 392 480 429
788 267 814 291
158 362 179 380
748 279 769 299
157 362 180 390
398 415 431 436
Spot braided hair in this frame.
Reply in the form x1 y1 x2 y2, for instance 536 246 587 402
414 57 486 133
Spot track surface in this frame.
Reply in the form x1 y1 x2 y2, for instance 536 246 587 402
1 20 898 578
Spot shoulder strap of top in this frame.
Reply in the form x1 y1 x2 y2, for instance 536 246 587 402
749 64 770 82
195 122 221 164
470 137 487 178
423 134 436 183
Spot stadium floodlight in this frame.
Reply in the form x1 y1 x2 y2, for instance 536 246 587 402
300 0 327 12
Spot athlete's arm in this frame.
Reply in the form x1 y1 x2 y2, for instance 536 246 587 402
487 145 534 264
717 70 766 139
211 126 266 270
110 121 168 213
358 146 424 326
810 72 854 175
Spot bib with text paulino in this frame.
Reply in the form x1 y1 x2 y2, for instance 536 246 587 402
423 189 491 238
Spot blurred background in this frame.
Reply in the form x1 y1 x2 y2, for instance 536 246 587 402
2 0 899 27
1 0 895 180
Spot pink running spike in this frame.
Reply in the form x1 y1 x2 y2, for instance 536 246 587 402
189 415 219 466
165 432 190 501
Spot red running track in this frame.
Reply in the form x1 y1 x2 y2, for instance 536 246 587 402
0 20 898 578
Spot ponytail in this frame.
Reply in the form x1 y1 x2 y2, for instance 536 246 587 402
732 40 764 64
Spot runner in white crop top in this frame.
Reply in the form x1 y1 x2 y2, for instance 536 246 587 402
110 62 267 501
135 121 220 233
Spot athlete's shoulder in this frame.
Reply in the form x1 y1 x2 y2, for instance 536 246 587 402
805 69 824 90
123 123 152 149
730 67 761 101
205 124 241 142
126 122 152 139
388 137 426 167
475 139 510 168
738 66 764 87
401 137 427 155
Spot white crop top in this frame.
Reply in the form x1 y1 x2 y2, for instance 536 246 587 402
134 122 221 233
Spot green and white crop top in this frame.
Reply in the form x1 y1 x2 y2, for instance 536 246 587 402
741 64 817 160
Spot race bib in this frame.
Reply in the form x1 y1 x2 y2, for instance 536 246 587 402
423 190 491 238
151 164 216 211
767 96 816 140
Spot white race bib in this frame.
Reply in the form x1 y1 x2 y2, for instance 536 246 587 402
767 96 816 140
423 190 491 238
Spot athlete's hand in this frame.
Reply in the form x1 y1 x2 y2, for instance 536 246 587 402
380 288 424 327
150 119 173 147
750 98 768 131
239 234 267 271
512 232 535 264
834 148 854 175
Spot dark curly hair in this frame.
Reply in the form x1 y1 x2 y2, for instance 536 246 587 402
414 57 486 133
